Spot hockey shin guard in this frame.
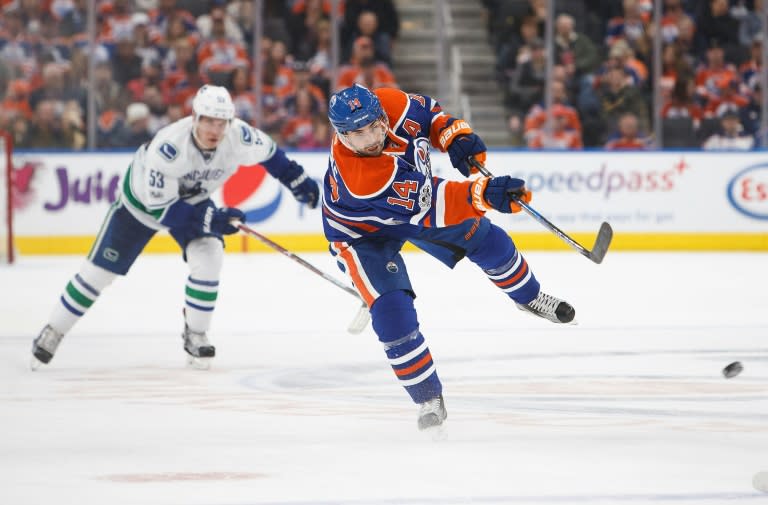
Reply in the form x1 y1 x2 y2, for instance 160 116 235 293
468 225 540 305
184 237 224 333
49 261 118 335
371 290 441 404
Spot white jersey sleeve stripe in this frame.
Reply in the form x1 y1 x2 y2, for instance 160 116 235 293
325 217 362 239
435 179 447 228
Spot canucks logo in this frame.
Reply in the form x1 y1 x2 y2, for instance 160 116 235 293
240 125 252 145
158 142 178 161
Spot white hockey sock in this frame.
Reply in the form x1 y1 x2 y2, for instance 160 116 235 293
184 237 223 333
184 277 219 332
48 261 117 335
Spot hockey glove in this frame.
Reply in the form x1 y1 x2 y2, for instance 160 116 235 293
439 119 487 177
263 150 320 209
287 172 320 209
214 206 245 234
196 201 245 235
470 176 532 214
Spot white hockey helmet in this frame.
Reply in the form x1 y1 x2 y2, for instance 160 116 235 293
192 85 235 121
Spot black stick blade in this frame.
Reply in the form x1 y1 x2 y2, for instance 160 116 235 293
589 222 613 264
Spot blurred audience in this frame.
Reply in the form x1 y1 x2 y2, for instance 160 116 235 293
662 76 703 130
605 112 651 149
702 109 754 149
109 102 153 147
4 0 766 151
342 0 399 50
486 0 765 149
335 36 397 92
525 104 583 149
344 10 391 66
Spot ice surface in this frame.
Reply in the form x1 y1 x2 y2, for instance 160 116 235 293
1 251 766 505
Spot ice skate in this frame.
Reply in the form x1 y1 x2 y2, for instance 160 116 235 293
516 291 575 324
31 325 64 370
182 325 215 370
418 394 447 431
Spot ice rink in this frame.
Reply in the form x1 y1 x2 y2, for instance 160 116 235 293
1 249 766 505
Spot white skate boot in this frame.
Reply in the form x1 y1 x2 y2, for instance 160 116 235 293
516 291 575 324
31 325 64 370
418 394 447 431
182 325 215 370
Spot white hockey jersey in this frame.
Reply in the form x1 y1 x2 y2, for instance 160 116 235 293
122 116 277 230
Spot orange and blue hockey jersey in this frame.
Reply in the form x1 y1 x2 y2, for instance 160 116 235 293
322 88 484 243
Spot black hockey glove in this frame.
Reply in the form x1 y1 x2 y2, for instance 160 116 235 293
201 204 245 235
160 200 245 238
195 200 245 235
287 172 320 209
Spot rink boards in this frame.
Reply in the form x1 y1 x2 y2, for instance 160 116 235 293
9 150 768 254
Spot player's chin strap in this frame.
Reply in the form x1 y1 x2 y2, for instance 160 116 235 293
468 157 613 264
236 222 370 334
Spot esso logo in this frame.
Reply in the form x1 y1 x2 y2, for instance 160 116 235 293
727 163 768 219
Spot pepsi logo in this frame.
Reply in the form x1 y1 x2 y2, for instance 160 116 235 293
222 164 282 223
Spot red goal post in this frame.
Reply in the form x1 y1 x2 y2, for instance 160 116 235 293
0 130 14 264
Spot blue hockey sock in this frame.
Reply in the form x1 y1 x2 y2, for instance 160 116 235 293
371 290 441 404
468 225 540 304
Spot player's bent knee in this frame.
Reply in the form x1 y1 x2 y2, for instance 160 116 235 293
467 223 516 269
371 290 418 343
79 260 119 291
186 237 224 279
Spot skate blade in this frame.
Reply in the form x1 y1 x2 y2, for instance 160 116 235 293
754 471 768 493
421 423 447 441
30 356 45 371
186 355 213 370
516 305 578 325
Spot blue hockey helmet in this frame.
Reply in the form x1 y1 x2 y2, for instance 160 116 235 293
328 84 384 134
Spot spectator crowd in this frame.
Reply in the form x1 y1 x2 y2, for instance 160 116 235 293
484 0 764 150
0 0 400 150
1 0 765 151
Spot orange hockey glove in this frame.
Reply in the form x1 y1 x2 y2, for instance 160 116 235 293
470 176 532 213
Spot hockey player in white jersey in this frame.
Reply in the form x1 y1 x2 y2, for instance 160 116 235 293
31 85 319 369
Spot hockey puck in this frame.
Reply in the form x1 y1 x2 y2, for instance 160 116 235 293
722 361 743 378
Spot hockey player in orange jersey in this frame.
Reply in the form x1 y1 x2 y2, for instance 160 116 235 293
323 84 575 431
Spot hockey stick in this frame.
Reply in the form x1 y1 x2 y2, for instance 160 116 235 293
237 223 370 334
468 158 613 264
